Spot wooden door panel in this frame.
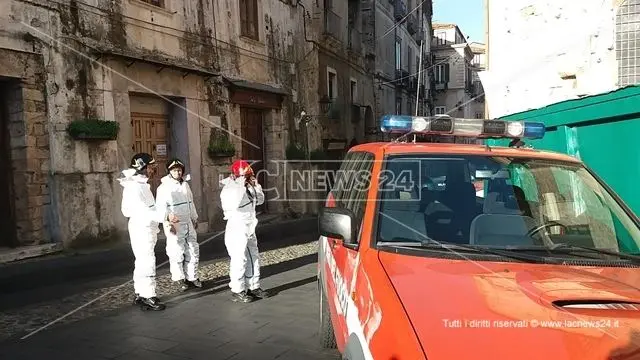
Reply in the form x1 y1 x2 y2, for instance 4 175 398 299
131 112 169 194
240 107 266 212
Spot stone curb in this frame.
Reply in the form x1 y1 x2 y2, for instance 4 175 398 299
0 216 318 294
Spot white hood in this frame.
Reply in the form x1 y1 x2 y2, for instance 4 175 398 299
156 173 198 224
117 168 149 188
161 173 192 184
219 175 236 188
118 168 162 224
219 175 264 221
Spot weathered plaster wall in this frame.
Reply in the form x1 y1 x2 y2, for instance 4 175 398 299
0 49 50 246
2 0 220 247
482 0 619 118
199 0 305 225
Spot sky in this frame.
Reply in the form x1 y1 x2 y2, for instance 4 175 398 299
432 0 485 43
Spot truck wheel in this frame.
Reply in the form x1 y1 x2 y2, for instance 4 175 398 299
319 287 338 349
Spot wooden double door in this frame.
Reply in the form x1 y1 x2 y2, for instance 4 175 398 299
240 107 266 213
131 112 169 195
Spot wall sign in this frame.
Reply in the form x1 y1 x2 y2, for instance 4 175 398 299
156 144 167 156
230 88 283 109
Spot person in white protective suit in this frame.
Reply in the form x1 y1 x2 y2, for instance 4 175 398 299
118 152 179 311
219 159 270 303
155 158 202 292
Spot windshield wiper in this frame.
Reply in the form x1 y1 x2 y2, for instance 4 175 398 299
546 243 640 262
506 243 640 263
378 238 549 263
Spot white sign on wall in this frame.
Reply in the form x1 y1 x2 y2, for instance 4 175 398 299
156 144 167 156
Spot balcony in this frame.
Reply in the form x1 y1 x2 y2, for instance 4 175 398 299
407 14 418 35
395 69 410 87
348 28 362 53
323 8 342 41
394 0 407 21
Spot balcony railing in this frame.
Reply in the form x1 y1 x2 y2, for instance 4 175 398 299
324 8 342 41
348 28 362 53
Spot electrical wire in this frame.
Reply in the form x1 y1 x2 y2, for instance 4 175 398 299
377 0 429 40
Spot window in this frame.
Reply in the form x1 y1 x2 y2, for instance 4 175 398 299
435 106 446 115
407 47 413 74
475 112 484 119
616 0 640 86
331 151 375 242
435 31 446 45
375 155 640 256
240 0 259 40
396 98 402 114
139 0 164 7
327 67 337 99
395 39 402 70
350 79 358 103
435 63 449 84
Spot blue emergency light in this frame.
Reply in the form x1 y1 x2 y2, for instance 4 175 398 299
379 115 545 139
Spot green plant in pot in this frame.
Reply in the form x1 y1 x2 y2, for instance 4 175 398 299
67 118 119 140
208 130 235 158
285 142 307 161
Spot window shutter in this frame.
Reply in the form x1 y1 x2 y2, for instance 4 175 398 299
240 0 247 35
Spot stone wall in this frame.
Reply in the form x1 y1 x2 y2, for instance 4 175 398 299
0 49 51 246
0 0 334 248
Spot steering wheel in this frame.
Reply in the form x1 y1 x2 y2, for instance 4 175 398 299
526 220 568 238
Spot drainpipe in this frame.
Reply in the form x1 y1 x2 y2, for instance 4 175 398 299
296 0 320 46
296 0 321 155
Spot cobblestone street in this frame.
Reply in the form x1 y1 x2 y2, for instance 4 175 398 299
0 239 340 359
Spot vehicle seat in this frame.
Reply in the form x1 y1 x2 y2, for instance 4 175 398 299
419 187 453 242
378 189 427 242
438 180 477 242
471 192 537 246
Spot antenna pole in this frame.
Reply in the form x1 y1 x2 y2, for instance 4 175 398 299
415 38 423 116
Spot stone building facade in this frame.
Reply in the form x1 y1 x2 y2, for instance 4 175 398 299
0 0 435 251
372 0 433 126
0 0 308 250
431 23 475 119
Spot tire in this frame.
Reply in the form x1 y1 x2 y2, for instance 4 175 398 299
319 285 338 349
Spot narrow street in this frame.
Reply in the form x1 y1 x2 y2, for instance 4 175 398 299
0 237 339 359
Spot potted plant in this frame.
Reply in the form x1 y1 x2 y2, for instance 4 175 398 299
208 132 235 158
67 118 119 140
286 142 307 161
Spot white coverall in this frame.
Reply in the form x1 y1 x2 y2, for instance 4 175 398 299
219 176 265 293
156 174 200 282
118 168 165 299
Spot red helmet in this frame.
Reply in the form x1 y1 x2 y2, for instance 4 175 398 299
231 160 253 177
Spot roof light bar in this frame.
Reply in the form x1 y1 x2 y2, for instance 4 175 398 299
379 115 545 139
